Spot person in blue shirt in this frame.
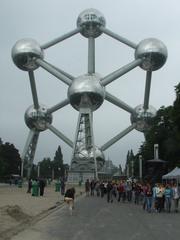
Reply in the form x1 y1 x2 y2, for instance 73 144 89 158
164 184 173 213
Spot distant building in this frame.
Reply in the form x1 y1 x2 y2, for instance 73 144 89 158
98 159 118 180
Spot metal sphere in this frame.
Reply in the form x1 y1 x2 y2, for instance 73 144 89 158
77 8 106 38
90 146 105 170
11 38 44 71
68 73 105 111
135 38 167 71
130 104 157 132
25 104 52 131
72 146 105 171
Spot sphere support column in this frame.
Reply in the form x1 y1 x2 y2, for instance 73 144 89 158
68 108 98 182
21 130 39 178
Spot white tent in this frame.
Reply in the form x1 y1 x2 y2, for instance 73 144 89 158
162 167 180 180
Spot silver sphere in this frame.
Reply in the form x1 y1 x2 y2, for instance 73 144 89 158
90 146 105 170
135 38 167 71
130 104 156 132
25 104 52 131
68 73 105 111
77 8 106 38
12 38 44 71
72 146 105 171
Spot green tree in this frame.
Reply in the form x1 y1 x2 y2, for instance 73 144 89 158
39 157 52 178
52 146 64 179
0 139 6 176
0 142 21 177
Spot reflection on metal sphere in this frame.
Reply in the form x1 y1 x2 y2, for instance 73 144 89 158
25 104 52 131
130 104 156 132
72 146 105 171
68 73 105 111
135 38 167 71
12 38 44 71
77 8 106 38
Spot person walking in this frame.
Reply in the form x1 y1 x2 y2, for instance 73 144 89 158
85 179 90 196
142 183 148 210
126 181 132 202
100 181 105 198
106 181 113 203
152 183 158 212
117 181 124 202
172 183 180 213
90 180 95 196
27 178 32 193
156 184 165 213
64 187 75 215
39 178 46 196
95 181 100 197
134 183 141 205
111 182 118 202
164 184 173 213
145 183 153 213
60 179 65 195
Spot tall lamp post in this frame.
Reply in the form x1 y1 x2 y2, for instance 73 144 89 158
37 163 40 178
58 167 61 180
131 159 134 178
139 155 142 180
127 164 130 179
20 159 24 178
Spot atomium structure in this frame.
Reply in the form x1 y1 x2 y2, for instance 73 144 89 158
12 9 167 181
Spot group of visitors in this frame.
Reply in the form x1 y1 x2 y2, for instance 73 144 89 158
27 178 46 196
85 179 180 213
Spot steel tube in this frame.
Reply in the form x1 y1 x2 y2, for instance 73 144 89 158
100 124 136 151
69 112 82 170
143 71 152 111
105 91 136 114
101 59 142 86
41 28 80 49
35 59 72 86
47 99 70 114
88 37 95 74
48 124 73 148
139 155 142 180
21 130 36 160
89 111 98 180
21 130 39 178
47 62 74 80
28 71 39 109
101 27 137 49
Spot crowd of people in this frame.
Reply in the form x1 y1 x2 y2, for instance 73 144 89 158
27 177 66 197
85 179 180 213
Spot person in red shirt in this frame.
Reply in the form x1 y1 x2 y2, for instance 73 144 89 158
145 183 153 212
117 181 125 202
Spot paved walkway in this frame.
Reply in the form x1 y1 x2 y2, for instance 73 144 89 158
10 195 180 240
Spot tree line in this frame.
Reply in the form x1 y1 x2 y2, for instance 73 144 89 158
0 139 21 179
0 139 68 181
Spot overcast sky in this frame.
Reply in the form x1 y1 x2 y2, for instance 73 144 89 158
0 0 179 169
